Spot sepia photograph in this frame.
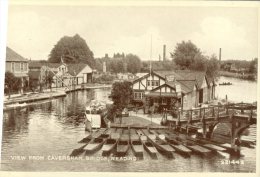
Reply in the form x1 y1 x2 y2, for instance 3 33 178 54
0 0 259 175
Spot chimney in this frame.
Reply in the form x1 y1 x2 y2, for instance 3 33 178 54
163 45 166 61
219 48 222 61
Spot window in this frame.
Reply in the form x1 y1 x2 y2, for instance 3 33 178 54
134 92 144 100
162 98 167 104
21 63 24 71
147 80 150 86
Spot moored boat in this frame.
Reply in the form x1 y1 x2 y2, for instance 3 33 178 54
140 135 157 158
84 137 106 154
102 138 117 155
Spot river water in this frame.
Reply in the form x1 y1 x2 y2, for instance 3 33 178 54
0 77 257 172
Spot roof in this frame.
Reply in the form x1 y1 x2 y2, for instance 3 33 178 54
67 63 89 76
176 80 197 94
28 70 41 79
174 70 206 88
29 61 47 68
44 63 63 68
6 47 28 62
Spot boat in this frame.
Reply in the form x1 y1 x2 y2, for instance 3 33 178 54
140 135 158 158
170 134 212 156
143 129 175 158
102 138 118 155
101 132 120 155
84 100 108 130
83 137 106 154
219 82 232 86
78 128 105 143
116 134 130 156
158 130 192 157
130 130 144 157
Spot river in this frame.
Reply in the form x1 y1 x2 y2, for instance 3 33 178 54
0 77 257 172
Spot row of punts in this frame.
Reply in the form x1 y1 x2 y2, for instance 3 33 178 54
71 127 244 159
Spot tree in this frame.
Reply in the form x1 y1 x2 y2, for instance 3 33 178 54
4 72 22 98
45 73 54 91
171 40 203 69
125 54 142 74
48 34 95 67
110 81 133 111
206 54 220 78
249 58 258 74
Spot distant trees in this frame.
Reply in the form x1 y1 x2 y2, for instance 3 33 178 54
171 40 220 78
48 34 95 67
249 58 258 74
125 54 141 74
96 53 142 74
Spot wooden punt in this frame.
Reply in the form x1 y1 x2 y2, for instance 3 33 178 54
84 137 106 154
78 129 104 143
150 138 175 158
70 143 88 156
116 140 130 156
140 135 157 158
172 135 212 156
131 139 144 157
102 138 117 155
186 136 230 152
165 136 192 157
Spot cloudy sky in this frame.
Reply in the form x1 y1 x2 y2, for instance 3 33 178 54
7 4 258 61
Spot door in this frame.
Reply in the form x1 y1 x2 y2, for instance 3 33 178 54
199 89 203 103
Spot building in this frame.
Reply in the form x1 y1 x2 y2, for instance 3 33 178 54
28 60 93 89
132 70 216 111
5 47 29 93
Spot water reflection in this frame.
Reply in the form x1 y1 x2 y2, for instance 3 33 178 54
1 88 256 172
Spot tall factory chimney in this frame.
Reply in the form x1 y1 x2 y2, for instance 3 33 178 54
219 48 222 61
163 44 166 61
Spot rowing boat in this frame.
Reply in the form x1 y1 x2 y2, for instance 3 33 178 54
130 130 143 157
84 137 106 154
144 129 175 158
140 135 157 158
102 138 117 155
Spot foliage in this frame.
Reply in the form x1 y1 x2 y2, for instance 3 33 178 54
94 53 142 74
93 74 116 84
48 34 95 67
171 40 203 69
4 72 22 95
206 55 220 78
249 58 258 74
28 79 39 92
171 40 220 78
110 81 133 111
45 73 54 90
125 54 142 74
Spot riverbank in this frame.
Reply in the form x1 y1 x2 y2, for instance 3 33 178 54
3 83 112 110
219 71 256 81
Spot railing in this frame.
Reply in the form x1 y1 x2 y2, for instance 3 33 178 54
165 103 257 124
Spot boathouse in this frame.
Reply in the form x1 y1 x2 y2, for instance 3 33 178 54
132 70 216 111
5 47 29 93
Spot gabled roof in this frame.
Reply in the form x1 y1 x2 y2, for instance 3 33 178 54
6 47 28 62
151 82 175 92
176 80 197 94
174 70 206 88
67 63 89 76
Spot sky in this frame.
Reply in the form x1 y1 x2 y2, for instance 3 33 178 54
6 5 258 61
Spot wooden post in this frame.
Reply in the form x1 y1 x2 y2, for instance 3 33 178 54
212 107 215 117
190 110 193 125
202 113 206 138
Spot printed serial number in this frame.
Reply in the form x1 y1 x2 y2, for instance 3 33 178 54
220 160 244 165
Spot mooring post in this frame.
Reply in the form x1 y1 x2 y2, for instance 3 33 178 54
202 113 206 138
190 110 193 125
